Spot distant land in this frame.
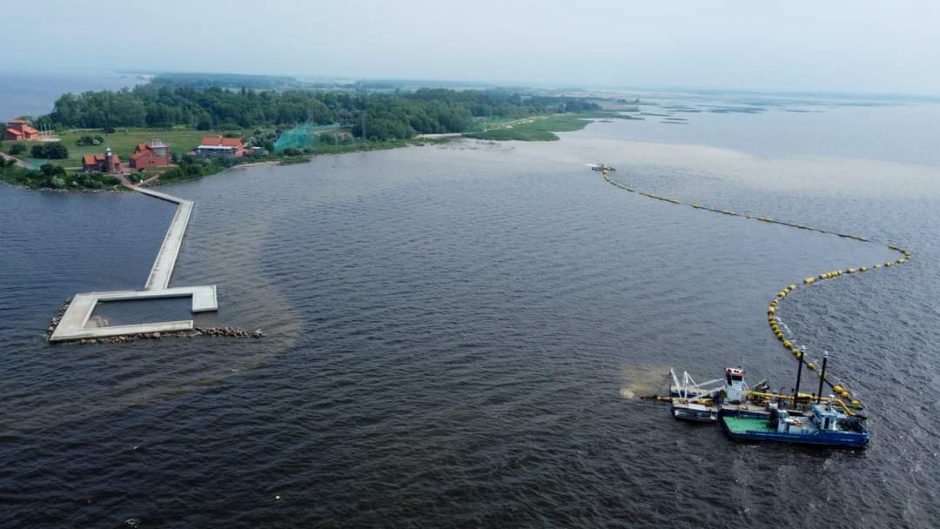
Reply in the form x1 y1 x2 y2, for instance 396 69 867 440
4 70 939 192
0 71 612 191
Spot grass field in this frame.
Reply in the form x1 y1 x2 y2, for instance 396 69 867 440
464 113 596 141
2 127 251 170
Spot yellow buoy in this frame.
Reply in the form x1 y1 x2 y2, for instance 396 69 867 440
833 385 844 394
768 307 776 315
783 340 792 348
851 400 862 407
807 363 816 370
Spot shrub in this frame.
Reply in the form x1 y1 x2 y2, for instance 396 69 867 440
76 135 104 146
9 143 25 155
40 163 66 177
31 142 69 159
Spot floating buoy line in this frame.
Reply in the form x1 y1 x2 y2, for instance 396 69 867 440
598 167 911 411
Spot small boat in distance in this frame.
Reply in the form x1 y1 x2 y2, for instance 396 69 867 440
588 163 615 172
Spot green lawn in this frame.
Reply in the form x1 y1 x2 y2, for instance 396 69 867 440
3 127 252 170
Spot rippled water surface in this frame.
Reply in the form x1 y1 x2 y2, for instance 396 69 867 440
2 98 940 528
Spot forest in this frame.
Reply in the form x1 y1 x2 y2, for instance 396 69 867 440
39 84 599 142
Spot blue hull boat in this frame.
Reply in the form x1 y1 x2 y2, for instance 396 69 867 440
721 402 869 448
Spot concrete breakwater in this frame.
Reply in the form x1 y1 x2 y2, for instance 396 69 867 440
48 187 245 343
45 298 263 344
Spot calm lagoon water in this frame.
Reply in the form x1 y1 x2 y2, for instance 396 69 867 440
1 94 939 528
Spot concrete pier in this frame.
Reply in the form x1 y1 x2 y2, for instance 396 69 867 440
49 188 219 343
138 188 195 290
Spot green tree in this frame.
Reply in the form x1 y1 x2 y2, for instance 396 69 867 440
31 143 69 159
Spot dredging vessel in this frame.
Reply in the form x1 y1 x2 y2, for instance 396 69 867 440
666 355 870 448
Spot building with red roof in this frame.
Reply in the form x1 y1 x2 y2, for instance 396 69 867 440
82 148 122 174
130 140 171 170
5 119 41 141
195 136 245 158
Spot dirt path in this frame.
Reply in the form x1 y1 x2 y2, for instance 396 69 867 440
0 152 31 169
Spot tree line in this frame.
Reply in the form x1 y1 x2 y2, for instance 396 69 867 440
39 84 599 141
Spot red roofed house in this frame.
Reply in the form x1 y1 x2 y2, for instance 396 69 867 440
5 119 41 141
130 139 171 170
195 136 245 158
82 148 122 173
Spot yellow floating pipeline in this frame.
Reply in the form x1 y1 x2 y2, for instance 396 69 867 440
597 168 914 412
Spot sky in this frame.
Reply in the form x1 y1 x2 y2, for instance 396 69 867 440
5 0 939 95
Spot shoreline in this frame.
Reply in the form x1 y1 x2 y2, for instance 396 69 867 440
0 136 458 193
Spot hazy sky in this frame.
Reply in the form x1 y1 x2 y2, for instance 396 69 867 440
6 0 939 94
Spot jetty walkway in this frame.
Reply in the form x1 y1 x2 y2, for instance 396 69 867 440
49 188 218 342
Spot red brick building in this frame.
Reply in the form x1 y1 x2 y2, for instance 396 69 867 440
82 148 122 173
195 136 245 158
4 119 41 141
129 140 171 170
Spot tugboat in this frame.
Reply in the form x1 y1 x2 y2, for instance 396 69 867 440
720 398 869 448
